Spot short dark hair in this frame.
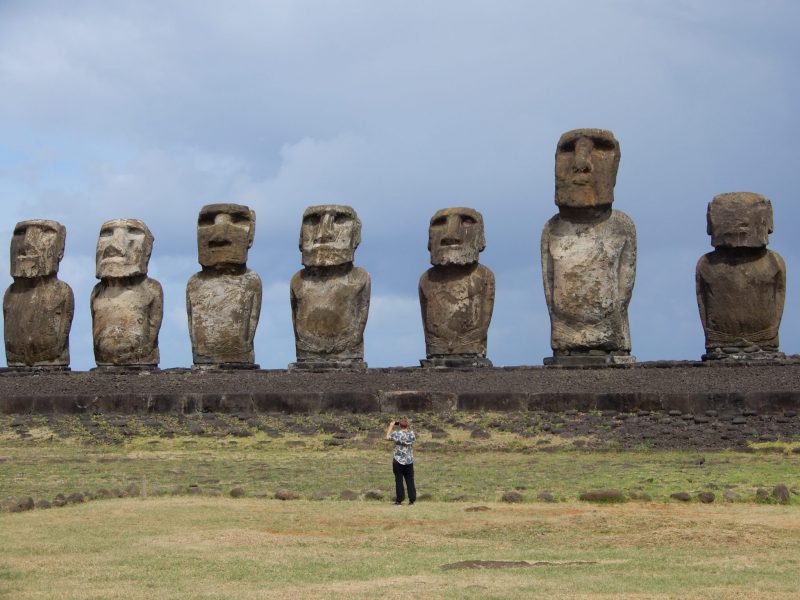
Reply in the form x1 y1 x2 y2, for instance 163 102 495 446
398 417 410 429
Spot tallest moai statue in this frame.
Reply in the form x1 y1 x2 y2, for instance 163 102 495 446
540 128 637 365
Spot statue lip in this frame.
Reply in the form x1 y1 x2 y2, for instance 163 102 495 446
569 176 591 186
208 240 232 248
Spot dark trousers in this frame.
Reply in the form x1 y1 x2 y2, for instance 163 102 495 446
392 459 416 503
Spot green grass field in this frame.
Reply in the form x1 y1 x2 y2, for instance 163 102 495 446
1 414 799 598
2 498 799 599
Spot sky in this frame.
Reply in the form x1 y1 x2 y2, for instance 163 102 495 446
1 0 798 370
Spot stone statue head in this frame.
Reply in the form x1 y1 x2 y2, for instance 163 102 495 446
555 128 620 209
197 203 256 268
428 207 485 266
95 218 154 279
707 192 773 249
10 219 66 278
300 204 361 267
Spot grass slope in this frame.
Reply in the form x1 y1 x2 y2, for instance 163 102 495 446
1 499 799 599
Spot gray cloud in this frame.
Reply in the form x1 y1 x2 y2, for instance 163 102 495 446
1 1 798 369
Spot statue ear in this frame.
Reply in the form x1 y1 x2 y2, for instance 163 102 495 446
352 216 362 249
57 226 67 262
247 209 256 249
766 199 774 234
706 203 713 237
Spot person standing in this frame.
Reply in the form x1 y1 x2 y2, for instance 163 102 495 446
386 417 416 505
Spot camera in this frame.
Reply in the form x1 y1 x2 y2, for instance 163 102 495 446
393 421 400 426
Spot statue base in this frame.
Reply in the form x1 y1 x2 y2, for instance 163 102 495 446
420 355 493 369
544 352 636 366
91 365 160 373
191 363 260 371
2 365 71 373
289 358 368 371
703 348 786 362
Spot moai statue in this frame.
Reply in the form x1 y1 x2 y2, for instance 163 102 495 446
541 128 637 365
91 219 163 369
3 220 74 369
290 205 370 370
696 192 786 361
419 207 495 368
186 204 262 369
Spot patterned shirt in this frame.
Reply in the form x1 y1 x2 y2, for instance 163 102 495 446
389 429 416 465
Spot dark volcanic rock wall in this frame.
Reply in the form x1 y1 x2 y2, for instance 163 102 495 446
1 361 799 414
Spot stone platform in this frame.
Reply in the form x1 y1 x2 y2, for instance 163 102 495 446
1 359 799 415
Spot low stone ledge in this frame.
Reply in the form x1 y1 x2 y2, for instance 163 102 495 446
458 392 528 411
1 363 798 414
379 391 457 413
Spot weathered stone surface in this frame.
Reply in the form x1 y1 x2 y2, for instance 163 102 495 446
2 364 800 420
541 129 636 365
628 491 652 502
4 220 74 368
579 489 625 503
339 489 359 501
697 193 786 361
772 484 791 504
186 204 262 368
275 489 300 500
91 219 163 367
723 489 740 502
290 205 369 369
420 207 495 368
501 490 523 503
8 496 34 512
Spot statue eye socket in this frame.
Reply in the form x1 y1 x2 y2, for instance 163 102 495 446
304 215 321 226
431 217 447 227
559 140 576 153
230 213 250 224
13 228 25 237
99 228 114 238
198 213 216 226
460 215 477 225
334 213 350 224
592 138 616 152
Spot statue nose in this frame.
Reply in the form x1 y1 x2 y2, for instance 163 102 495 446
315 215 335 242
573 154 592 173
103 242 125 258
441 217 462 246
21 229 42 252
572 142 593 173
